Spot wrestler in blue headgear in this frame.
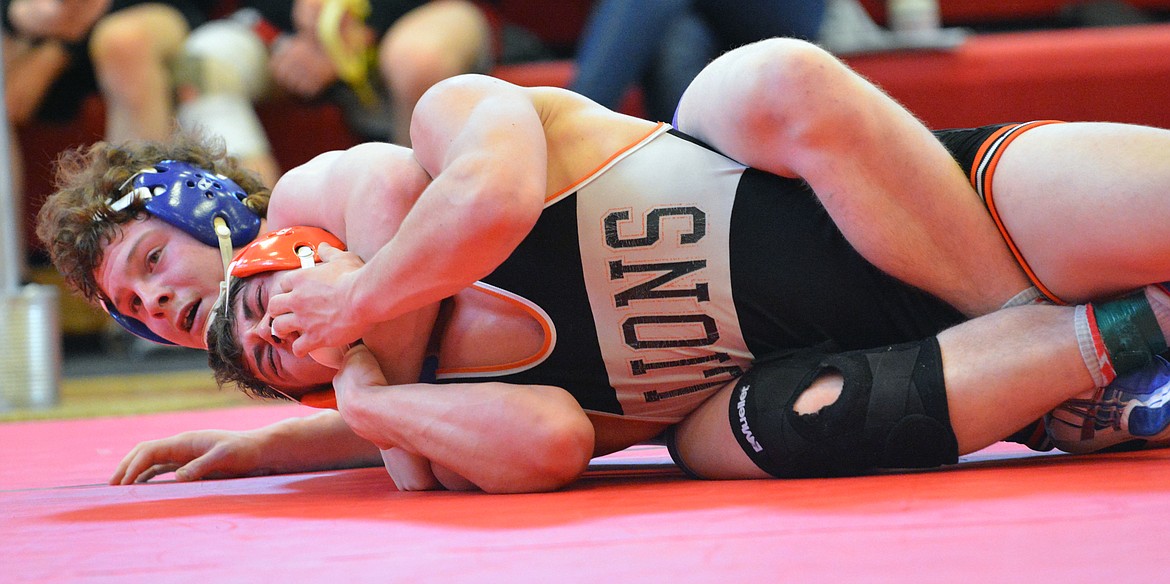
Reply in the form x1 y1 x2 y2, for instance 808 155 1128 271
100 160 262 344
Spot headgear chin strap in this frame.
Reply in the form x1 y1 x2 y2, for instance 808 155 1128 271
100 160 263 345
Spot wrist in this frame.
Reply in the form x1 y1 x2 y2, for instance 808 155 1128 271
344 263 381 321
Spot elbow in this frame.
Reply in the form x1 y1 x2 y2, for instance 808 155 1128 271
731 39 860 151
481 409 594 494
472 181 543 244
533 413 596 490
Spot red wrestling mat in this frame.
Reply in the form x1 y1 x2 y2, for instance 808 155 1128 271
4 405 1167 583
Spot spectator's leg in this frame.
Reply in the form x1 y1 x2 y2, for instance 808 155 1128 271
378 0 491 145
89 4 189 143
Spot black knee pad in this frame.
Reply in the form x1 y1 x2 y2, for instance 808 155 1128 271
729 339 958 478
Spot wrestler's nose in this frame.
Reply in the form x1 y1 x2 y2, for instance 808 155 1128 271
137 282 172 319
249 316 281 346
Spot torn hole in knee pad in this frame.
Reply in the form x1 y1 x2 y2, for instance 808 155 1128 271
789 358 872 439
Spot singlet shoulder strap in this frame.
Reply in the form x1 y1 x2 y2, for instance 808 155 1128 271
418 296 456 383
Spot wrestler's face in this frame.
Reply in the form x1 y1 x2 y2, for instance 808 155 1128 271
232 271 336 395
95 217 227 349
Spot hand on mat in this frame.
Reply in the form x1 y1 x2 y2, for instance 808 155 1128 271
268 243 368 357
110 429 269 485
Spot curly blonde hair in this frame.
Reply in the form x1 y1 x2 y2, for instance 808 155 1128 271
35 132 271 306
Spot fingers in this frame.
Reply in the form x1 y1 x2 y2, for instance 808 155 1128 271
269 308 317 358
110 443 184 486
110 443 160 485
108 432 241 486
173 444 231 482
269 311 300 345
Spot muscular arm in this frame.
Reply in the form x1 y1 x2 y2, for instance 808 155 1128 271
333 345 595 494
367 75 548 320
267 74 549 355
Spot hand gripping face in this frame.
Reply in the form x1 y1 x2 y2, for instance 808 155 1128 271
101 161 262 344
228 226 347 409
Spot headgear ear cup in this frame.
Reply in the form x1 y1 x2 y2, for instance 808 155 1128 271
101 161 264 345
228 226 346 277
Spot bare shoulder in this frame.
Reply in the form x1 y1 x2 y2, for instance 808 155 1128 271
268 143 429 244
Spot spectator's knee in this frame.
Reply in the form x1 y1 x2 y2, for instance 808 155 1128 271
378 37 471 104
90 17 159 72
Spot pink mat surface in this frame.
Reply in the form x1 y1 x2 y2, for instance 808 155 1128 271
4 405 1167 583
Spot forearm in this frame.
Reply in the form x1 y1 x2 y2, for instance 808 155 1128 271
347 76 547 324
338 382 595 493
4 38 70 123
254 410 381 474
348 156 541 324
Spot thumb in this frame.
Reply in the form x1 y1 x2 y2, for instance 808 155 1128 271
315 242 343 262
335 343 388 392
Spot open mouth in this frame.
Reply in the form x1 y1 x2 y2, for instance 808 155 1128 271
180 300 201 333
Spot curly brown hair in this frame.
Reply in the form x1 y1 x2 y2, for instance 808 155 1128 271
206 277 331 402
35 132 272 306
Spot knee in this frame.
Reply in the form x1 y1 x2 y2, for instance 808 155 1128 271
722 38 854 142
90 17 161 72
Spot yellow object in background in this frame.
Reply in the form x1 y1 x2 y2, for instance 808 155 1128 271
319 0 378 106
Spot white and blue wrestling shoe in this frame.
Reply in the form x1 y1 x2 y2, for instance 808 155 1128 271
1046 355 1170 454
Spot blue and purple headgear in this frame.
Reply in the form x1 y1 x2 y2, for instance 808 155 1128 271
100 160 262 345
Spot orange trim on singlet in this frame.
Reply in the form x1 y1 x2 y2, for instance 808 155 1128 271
435 282 555 377
546 122 668 204
972 120 1068 305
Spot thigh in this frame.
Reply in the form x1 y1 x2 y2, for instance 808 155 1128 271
672 380 772 479
990 122 1170 302
676 39 1031 317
